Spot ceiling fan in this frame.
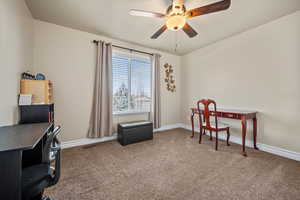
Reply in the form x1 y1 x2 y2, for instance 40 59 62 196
129 0 231 39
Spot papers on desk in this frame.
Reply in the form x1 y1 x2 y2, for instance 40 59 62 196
19 94 32 105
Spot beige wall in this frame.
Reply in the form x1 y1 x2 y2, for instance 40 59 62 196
0 1 298 158
32 20 181 142
181 11 300 153
31 10 300 154
0 0 33 126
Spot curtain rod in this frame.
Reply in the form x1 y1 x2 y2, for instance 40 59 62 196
92 40 154 56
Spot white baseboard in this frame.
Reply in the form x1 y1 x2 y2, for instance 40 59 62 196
62 135 118 149
61 123 300 162
61 123 183 149
154 123 183 132
258 144 300 162
0 123 14 127
181 124 300 162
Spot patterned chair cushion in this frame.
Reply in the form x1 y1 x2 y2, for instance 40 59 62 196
202 121 229 129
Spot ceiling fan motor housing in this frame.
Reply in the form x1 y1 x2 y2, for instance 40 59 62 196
172 0 185 12
166 3 187 31
167 4 186 15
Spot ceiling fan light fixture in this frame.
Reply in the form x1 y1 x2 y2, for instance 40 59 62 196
166 15 186 31
130 0 231 39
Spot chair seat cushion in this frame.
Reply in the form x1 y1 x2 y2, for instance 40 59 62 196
22 164 52 200
203 121 229 129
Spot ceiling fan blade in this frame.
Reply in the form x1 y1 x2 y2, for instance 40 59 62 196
151 25 168 39
129 9 165 18
186 0 231 18
182 23 198 38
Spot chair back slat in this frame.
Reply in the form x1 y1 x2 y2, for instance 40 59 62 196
197 99 218 129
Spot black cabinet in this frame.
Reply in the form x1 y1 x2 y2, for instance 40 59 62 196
19 104 54 124
118 121 153 146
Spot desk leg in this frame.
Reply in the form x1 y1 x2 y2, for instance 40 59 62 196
253 117 259 150
191 112 195 138
241 118 247 157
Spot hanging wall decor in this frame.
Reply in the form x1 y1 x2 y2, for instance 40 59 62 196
164 63 176 92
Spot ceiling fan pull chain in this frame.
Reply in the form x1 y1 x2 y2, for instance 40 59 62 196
174 32 179 53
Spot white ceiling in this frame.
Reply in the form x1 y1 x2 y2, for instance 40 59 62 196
25 0 300 55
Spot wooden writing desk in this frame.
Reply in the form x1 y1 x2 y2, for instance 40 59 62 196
191 108 258 156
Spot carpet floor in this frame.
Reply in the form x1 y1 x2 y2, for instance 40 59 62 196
46 128 300 200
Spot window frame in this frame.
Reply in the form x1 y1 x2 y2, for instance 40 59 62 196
112 48 152 115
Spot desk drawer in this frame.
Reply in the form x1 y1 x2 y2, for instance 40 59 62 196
222 113 241 119
209 111 222 117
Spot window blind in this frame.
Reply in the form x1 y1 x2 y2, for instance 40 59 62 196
112 49 152 114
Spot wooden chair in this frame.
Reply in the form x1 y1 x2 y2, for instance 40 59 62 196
197 99 230 150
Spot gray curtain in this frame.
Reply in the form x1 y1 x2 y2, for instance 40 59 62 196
88 41 113 138
151 54 161 129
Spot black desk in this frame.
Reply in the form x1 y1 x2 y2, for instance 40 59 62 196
0 123 52 200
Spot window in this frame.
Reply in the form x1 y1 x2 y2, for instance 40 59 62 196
112 49 152 114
